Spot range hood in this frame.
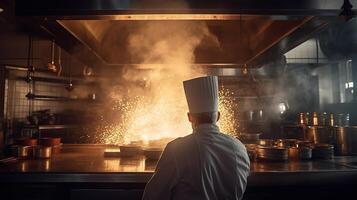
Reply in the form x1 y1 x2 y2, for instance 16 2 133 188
15 0 357 69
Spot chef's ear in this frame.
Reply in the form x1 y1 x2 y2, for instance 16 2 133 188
216 111 221 122
187 112 193 122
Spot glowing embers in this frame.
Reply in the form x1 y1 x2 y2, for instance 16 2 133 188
96 87 238 145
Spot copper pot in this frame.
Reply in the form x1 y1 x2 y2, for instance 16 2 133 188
35 146 52 159
17 146 34 159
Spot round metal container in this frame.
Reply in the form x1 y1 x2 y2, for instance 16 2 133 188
334 126 357 156
312 144 334 160
298 146 312 160
276 139 299 148
35 146 52 159
305 126 333 144
17 146 33 159
258 139 275 147
256 146 288 161
288 147 299 160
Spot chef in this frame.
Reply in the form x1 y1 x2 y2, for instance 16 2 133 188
142 76 250 200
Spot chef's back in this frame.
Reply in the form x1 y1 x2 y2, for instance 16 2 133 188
142 76 250 200
142 125 250 200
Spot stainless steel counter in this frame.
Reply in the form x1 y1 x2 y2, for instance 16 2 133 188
1 144 357 186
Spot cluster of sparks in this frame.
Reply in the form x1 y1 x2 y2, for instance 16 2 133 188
95 85 238 145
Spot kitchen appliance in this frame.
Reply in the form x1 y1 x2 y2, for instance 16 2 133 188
334 126 357 155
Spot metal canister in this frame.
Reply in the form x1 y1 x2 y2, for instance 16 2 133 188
336 113 350 126
320 112 328 126
329 113 334 126
305 112 311 126
312 112 319 126
299 113 306 125
305 126 333 144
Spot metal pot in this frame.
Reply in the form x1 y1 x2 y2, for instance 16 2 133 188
305 126 333 144
35 146 52 159
258 139 275 147
276 139 299 148
334 126 357 155
17 146 33 159
256 146 288 161
312 144 334 159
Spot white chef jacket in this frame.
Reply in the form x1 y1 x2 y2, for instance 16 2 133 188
142 123 250 200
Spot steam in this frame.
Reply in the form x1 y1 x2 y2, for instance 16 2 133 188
95 20 227 144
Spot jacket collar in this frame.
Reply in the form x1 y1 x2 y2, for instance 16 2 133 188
193 123 220 134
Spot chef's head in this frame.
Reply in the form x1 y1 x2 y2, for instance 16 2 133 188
183 76 220 127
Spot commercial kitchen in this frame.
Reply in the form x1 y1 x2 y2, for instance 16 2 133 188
1 0 357 199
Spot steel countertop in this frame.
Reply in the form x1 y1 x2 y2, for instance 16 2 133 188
0 144 357 186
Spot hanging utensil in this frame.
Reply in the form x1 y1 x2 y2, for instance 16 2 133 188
47 40 57 72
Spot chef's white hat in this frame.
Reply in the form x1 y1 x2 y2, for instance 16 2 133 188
183 76 219 114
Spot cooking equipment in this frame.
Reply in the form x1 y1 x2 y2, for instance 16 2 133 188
276 139 299 148
256 146 288 161
334 126 357 155
119 145 142 157
312 144 334 159
305 126 333 144
239 133 261 144
258 139 275 147
336 113 350 126
143 148 163 160
35 146 52 159
288 146 312 160
17 146 33 159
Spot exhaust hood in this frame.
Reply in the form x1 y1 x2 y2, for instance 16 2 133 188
14 0 356 69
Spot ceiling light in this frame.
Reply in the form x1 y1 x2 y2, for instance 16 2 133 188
0 8 4 13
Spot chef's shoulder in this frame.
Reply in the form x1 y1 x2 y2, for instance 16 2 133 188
163 134 196 153
219 133 249 160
